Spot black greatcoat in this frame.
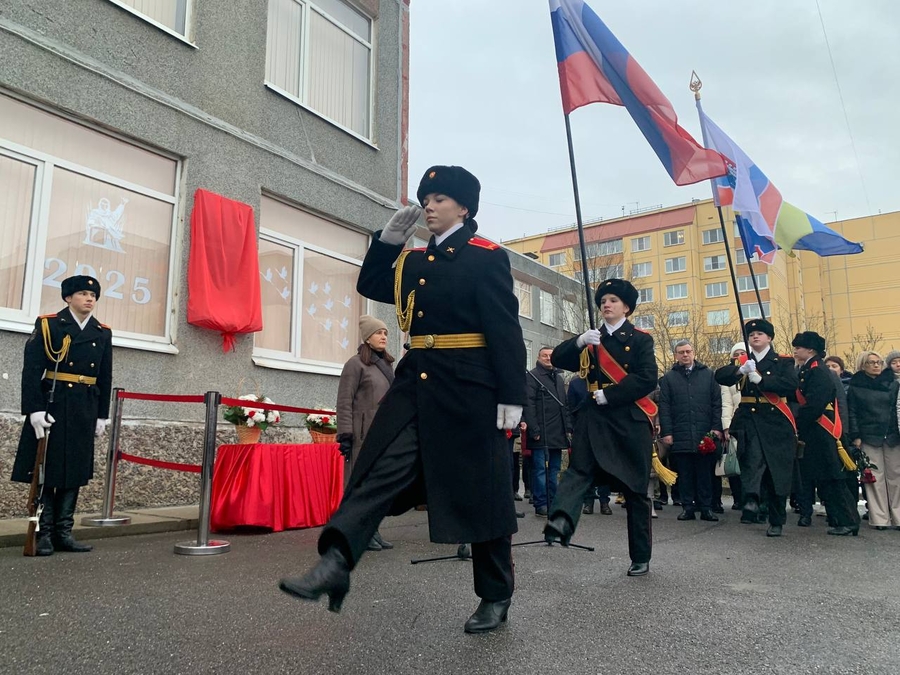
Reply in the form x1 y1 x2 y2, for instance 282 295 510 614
524 365 571 450
350 225 525 543
796 357 844 482
715 349 798 496
12 309 113 489
551 322 657 494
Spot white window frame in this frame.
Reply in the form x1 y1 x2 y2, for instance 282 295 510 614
252 225 367 376
106 0 196 45
665 256 686 274
704 255 726 272
515 279 532 318
741 302 771 320
633 315 655 330
707 309 730 326
702 228 724 245
548 252 566 268
709 336 733 353
666 283 688 300
265 0 376 144
705 282 729 298
632 236 651 252
0 136 181 354
632 261 652 278
637 287 654 304
540 289 557 327
663 230 685 247
667 311 689 327
738 273 769 292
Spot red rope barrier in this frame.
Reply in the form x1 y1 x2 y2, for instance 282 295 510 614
219 397 333 416
117 392 205 403
119 452 202 473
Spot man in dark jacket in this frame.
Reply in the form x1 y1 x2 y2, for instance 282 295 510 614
544 278 658 577
279 165 526 634
791 331 860 535
12 275 113 555
525 347 572 516
658 340 723 522
715 319 799 537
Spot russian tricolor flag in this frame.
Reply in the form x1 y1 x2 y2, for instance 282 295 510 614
549 0 728 186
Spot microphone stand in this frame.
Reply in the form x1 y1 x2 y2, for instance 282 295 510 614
515 368 593 552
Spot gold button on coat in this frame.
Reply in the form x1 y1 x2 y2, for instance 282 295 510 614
417 311 424 318
418 278 426 286
427 255 435 262
420 373 428 380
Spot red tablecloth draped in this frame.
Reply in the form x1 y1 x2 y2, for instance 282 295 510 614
211 444 344 533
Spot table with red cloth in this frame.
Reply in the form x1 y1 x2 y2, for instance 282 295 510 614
211 443 344 532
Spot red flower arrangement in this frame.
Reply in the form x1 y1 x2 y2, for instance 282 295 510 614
861 468 877 484
698 432 718 455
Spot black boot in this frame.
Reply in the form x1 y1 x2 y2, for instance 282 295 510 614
543 515 573 546
582 498 594 515
372 531 393 549
699 509 719 522
279 547 351 613
464 598 511 634
52 488 92 552
35 491 55 557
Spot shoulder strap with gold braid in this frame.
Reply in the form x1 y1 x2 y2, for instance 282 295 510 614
394 250 415 332
795 389 856 471
41 318 71 365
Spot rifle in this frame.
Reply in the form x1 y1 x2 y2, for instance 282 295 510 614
24 425 50 557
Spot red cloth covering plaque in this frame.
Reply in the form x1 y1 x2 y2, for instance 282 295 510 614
187 189 263 352
211 444 344 533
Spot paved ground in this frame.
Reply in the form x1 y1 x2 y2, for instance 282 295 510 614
1 501 898 675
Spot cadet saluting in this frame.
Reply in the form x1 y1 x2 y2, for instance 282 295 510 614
279 166 526 634
12 275 113 555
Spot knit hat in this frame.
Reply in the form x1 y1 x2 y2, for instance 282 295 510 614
416 165 481 221
885 350 900 370
61 274 101 300
729 342 747 357
594 278 639 316
791 331 827 356
359 315 387 343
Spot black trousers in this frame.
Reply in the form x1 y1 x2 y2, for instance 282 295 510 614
747 467 787 526
549 445 651 564
672 453 716 511
800 476 860 527
320 422 514 602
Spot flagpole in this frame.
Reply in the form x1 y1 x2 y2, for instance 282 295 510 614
563 113 597 331
691 74 747 339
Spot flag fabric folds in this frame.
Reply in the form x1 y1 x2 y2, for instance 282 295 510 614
697 101 864 263
549 0 727 186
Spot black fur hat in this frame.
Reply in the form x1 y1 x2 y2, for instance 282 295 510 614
791 331 826 355
61 275 101 300
744 318 775 339
416 165 481 220
595 278 639 316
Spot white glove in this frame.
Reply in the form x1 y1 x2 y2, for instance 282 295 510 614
496 404 524 430
738 359 757 375
95 419 111 437
748 371 762 384
576 329 602 348
593 390 608 405
29 412 55 440
379 205 421 245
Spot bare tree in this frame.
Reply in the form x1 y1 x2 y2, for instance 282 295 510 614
843 323 886 368
773 306 838 357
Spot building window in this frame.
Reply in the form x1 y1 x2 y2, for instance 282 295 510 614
632 236 651 252
633 315 655 330
0 93 179 351
108 0 192 38
704 255 727 272
709 336 733 353
666 283 688 300
562 299 581 333
737 273 769 292
663 230 685 247
548 252 566 267
524 338 533 367
637 287 654 304
514 279 532 318
575 239 622 260
589 264 624 283
255 195 369 371
707 309 730 326
702 228 724 245
665 257 686 274
705 282 729 298
741 302 771 320
540 289 556 326
266 0 373 139
632 261 652 278
735 248 758 265
668 311 689 327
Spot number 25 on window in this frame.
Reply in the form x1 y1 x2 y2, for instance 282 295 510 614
43 258 152 305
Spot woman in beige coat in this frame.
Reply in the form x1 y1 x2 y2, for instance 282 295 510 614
336 315 396 550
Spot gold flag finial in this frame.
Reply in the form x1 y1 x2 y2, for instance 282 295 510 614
690 70 702 100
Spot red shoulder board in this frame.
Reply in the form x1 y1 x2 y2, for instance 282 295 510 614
809 361 819 368
633 326 649 334
100 323 112 329
469 237 499 251
38 314 56 319
779 354 792 359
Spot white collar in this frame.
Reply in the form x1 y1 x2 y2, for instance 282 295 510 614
604 317 627 334
434 222 465 246
752 346 771 361
68 308 92 330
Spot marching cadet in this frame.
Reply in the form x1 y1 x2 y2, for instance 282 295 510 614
12 275 113 555
791 331 861 536
543 279 658 577
279 165 526 634
715 319 798 537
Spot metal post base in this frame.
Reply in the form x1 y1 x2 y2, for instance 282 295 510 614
173 539 231 556
81 516 132 527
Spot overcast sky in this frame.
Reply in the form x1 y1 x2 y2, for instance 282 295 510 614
406 0 900 244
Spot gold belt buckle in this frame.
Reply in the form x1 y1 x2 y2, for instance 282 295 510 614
423 335 435 349
78 375 86 384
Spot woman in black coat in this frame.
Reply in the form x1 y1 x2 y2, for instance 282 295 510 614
848 351 900 530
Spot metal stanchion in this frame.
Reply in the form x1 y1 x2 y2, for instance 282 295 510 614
174 391 230 555
83 388 132 526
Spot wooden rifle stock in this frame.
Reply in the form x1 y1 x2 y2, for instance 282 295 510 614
23 430 49 557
